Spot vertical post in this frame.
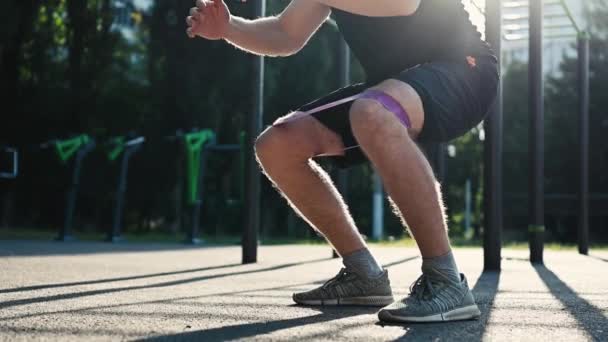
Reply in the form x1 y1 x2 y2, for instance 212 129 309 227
528 0 544 264
483 0 503 270
336 36 351 198
436 143 447 183
372 172 384 240
188 147 208 245
465 178 472 238
577 33 590 255
108 151 130 242
57 140 95 242
332 35 351 258
0 147 19 179
243 0 265 264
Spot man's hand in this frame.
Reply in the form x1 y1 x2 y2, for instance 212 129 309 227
186 0 231 40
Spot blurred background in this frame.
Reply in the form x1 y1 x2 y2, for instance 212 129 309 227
0 0 607 246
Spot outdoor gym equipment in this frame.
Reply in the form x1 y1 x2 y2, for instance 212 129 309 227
483 0 592 265
41 135 96 241
169 129 246 244
168 129 216 244
103 135 145 242
483 0 503 271
0 146 18 179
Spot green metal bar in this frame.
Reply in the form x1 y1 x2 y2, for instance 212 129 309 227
184 130 216 205
105 137 126 162
528 224 546 234
54 135 90 163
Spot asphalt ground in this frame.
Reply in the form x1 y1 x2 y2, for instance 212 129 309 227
0 241 607 341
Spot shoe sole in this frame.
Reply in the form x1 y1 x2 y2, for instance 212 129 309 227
378 304 481 323
293 295 394 307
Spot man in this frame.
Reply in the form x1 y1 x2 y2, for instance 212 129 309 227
186 0 498 323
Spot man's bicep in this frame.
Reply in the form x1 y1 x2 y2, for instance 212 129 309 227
278 0 331 48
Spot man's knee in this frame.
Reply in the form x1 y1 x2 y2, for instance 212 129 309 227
349 99 397 141
254 126 284 165
254 123 314 166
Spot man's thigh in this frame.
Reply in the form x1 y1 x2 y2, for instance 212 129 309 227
268 113 346 158
363 79 425 140
269 84 367 164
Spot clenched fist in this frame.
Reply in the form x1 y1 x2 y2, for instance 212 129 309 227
186 0 231 40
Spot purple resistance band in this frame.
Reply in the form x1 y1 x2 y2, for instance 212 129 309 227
358 89 412 128
273 89 411 129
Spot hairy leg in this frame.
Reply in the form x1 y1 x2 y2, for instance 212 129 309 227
350 79 451 258
255 115 365 256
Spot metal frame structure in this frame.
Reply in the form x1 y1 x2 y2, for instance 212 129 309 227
331 36 353 259
484 0 504 271
45 135 97 241
495 0 591 261
577 32 590 255
0 147 18 179
528 0 545 264
199 136 246 242
242 0 266 264
105 136 146 242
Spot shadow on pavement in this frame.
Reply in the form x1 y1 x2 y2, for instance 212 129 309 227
0 257 332 310
0 240 219 257
138 306 374 342
0 254 419 305
533 264 608 341
386 270 501 341
588 254 608 263
0 263 242 294
0 281 319 322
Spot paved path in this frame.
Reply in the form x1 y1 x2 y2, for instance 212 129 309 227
0 241 606 341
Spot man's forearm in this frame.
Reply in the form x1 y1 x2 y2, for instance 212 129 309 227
224 16 299 57
315 0 420 17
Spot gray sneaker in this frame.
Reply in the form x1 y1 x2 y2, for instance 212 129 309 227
378 271 480 323
293 268 394 306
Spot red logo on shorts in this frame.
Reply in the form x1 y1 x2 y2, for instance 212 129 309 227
466 56 477 68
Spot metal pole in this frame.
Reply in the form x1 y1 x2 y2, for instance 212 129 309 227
436 143 447 183
332 36 351 259
529 0 544 264
484 0 503 270
0 147 19 179
336 36 350 199
242 0 265 264
577 33 590 255
57 141 95 242
465 178 472 237
372 172 384 240
187 147 208 245
108 151 130 242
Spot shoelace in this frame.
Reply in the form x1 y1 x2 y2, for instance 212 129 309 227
322 268 351 290
409 274 438 301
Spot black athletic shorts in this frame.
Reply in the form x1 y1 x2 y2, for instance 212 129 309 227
295 55 499 168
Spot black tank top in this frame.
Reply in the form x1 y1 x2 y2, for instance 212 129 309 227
333 0 494 82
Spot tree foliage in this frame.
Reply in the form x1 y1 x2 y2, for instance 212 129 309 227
1 1 606 242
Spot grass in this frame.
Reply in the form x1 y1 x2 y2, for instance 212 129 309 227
0 227 606 251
